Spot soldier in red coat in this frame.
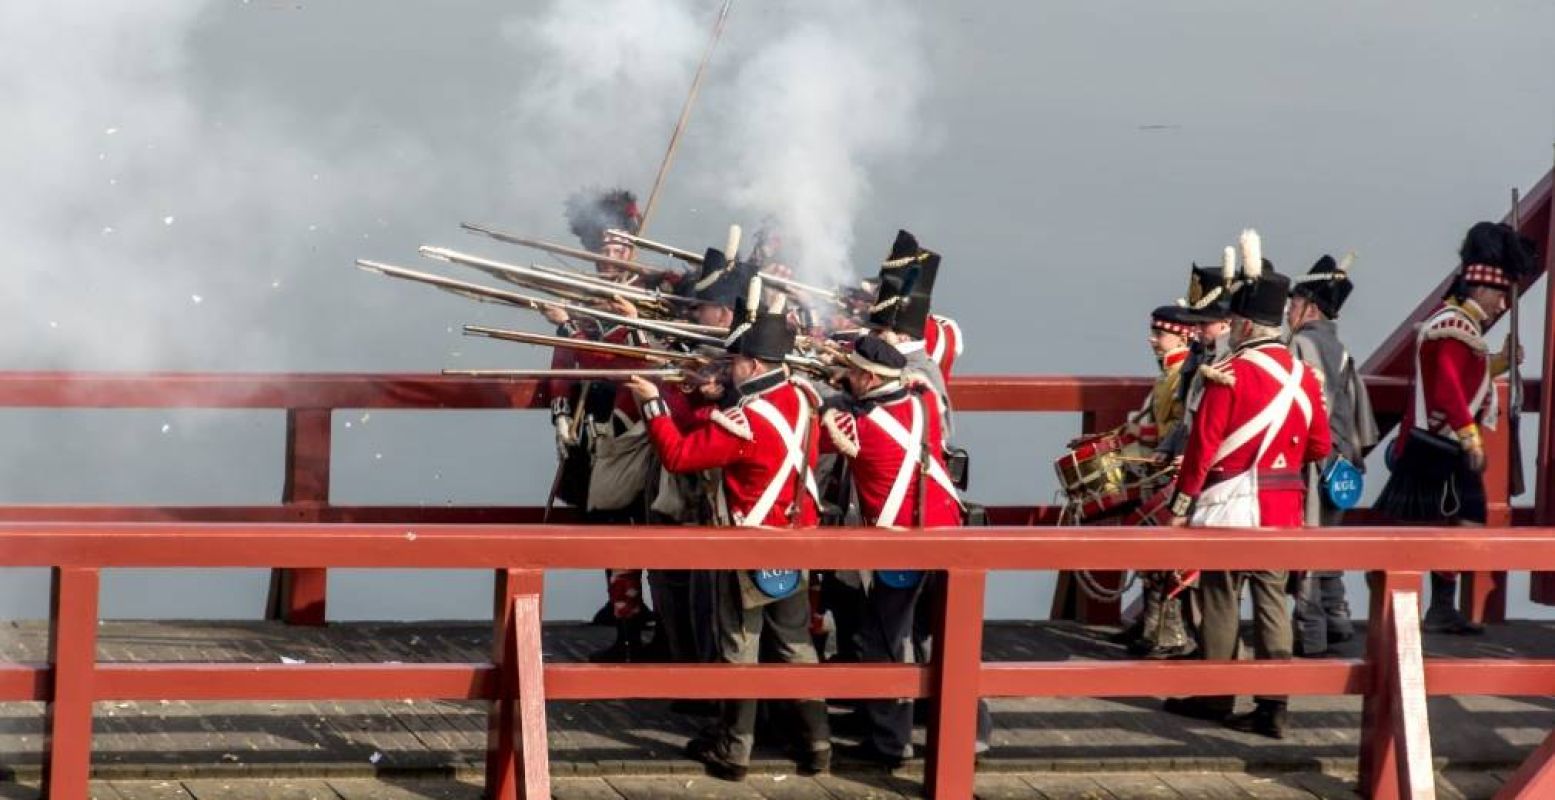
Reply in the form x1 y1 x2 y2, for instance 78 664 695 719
923 313 964 382
816 335 983 767
626 313 830 782
1377 221 1534 634
538 189 660 663
1163 230 1331 739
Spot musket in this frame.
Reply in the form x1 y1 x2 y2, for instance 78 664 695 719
1509 187 1527 497
761 272 844 305
420 246 709 312
357 260 728 346
605 229 705 264
461 222 685 285
443 368 686 382
463 326 711 366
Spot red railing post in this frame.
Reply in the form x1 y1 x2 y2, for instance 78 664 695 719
267 408 332 625
1464 383 1513 625
1049 410 1128 625
924 568 987 799
1533 160 1555 605
42 566 100 798
1359 570 1427 800
487 568 546 800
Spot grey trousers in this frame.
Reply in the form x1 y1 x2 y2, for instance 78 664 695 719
711 570 830 766
1199 570 1293 713
854 579 922 758
1293 572 1353 653
648 569 713 664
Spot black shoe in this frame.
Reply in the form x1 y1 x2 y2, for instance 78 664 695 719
796 745 832 776
1327 629 1354 645
1225 705 1287 740
1162 697 1230 722
835 741 906 771
1423 607 1485 636
685 737 748 782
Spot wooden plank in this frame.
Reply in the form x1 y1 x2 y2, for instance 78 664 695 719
1220 774 1317 799
974 773 1048 799
605 776 767 799
181 779 339 800
1157 773 1256 799
747 774 837 799
1019 775 1117 799
327 779 483 800
550 778 627 800
1093 774 1184 798
89 783 126 800
104 782 196 800
1390 590 1437 799
811 775 911 799
1288 773 1362 799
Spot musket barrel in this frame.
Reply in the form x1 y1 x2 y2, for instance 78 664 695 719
422 246 680 307
443 368 686 382
605 229 704 264
761 272 842 303
461 222 685 285
463 326 708 365
358 257 727 346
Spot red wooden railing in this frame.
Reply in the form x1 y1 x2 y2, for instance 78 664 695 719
6 524 1555 799
0 371 1536 627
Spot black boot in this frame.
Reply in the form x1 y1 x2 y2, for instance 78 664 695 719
1423 573 1484 636
1225 700 1287 739
589 613 645 663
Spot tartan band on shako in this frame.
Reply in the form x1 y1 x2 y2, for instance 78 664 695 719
1461 263 1512 289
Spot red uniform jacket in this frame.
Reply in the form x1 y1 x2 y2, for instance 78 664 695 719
1397 301 1497 448
924 315 964 381
1172 340 1332 527
643 372 820 527
821 383 961 527
545 322 649 425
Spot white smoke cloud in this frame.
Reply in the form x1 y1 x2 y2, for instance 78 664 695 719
718 1 931 284
500 0 707 230
500 0 934 284
0 2 438 372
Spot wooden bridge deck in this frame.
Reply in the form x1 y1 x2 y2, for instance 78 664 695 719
1 619 1552 798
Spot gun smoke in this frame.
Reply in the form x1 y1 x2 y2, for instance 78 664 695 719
504 0 934 285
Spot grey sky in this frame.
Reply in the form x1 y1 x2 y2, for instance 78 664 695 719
1 1 1553 621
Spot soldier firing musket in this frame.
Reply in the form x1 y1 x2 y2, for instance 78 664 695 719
463 326 715 367
461 221 686 288
421 246 713 319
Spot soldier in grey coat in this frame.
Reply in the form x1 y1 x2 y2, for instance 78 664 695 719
1286 254 1378 657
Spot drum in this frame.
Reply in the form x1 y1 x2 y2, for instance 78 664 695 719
1054 433 1134 521
1123 479 1178 526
